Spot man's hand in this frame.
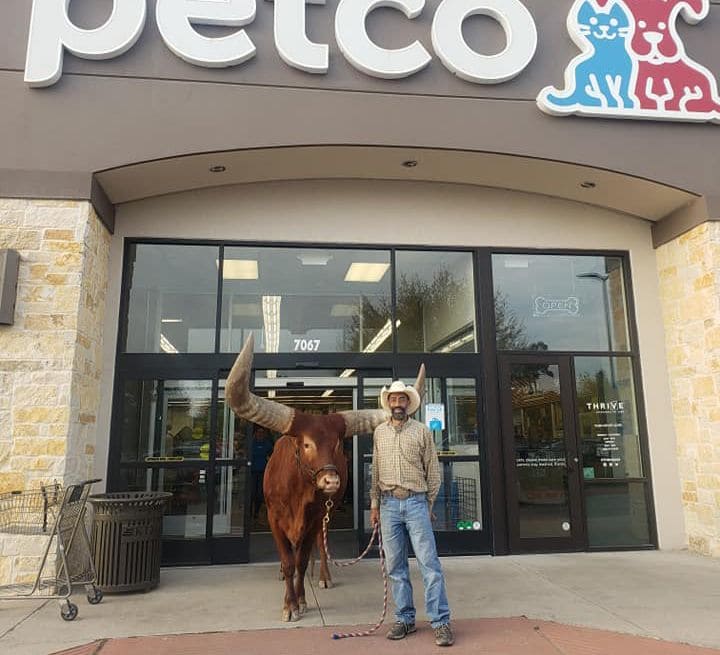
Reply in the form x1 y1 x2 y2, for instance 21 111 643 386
370 507 380 527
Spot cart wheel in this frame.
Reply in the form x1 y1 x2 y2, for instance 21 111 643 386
87 588 103 605
60 602 78 621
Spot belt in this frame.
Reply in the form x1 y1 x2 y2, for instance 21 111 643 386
382 488 421 500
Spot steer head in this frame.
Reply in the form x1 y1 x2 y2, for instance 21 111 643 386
225 334 426 495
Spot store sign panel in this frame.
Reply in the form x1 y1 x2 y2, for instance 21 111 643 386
537 0 720 124
24 0 537 87
23 0 720 124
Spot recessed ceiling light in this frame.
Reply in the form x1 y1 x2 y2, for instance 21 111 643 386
402 160 418 168
344 262 390 283
209 165 226 173
580 181 596 189
220 259 258 280
161 318 183 323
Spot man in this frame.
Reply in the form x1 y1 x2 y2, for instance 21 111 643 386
250 426 273 520
370 380 454 647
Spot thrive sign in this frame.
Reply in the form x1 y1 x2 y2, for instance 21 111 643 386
24 0 538 87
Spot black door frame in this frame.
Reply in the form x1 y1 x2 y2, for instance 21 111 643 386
499 353 587 553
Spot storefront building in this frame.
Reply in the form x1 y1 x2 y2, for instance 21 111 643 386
1 0 720 580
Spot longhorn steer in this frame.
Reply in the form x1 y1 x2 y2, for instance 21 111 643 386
226 335 425 621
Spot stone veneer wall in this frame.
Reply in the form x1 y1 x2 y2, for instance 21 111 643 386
0 199 110 585
657 222 720 557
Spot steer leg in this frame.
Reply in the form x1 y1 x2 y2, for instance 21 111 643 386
269 520 300 622
294 534 315 616
316 529 333 589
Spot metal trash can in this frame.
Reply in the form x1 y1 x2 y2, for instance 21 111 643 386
87 492 172 593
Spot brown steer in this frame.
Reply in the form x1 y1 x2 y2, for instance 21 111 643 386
226 334 425 622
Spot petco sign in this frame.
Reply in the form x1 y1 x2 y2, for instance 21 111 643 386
24 0 538 87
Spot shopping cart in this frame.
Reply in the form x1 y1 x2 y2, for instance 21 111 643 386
0 478 104 621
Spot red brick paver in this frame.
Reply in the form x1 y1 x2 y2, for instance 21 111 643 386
51 618 719 655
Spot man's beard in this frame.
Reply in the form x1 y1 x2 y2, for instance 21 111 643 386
392 407 407 420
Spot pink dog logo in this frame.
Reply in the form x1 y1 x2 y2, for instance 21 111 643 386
538 0 720 123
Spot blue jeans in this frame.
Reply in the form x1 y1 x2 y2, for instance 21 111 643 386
379 493 450 628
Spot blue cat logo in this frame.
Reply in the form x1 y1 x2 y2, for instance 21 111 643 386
538 0 636 115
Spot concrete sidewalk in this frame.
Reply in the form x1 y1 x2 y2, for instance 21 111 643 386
1 551 719 655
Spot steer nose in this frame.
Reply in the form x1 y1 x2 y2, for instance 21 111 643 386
643 31 663 45
318 472 340 494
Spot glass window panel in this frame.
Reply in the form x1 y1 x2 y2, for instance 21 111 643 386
212 464 247 537
585 481 651 547
119 379 212 463
124 244 219 353
575 357 643 479
492 254 630 352
433 461 483 532
396 251 476 353
220 247 391 353
510 364 573 539
446 378 479 455
119 467 209 539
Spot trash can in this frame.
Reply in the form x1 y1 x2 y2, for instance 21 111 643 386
87 492 172 593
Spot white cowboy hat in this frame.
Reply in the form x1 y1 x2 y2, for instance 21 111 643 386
380 380 421 416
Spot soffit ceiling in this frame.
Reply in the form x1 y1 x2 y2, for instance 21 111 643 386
96 146 697 221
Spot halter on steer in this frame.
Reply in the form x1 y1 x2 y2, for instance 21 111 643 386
293 444 339 483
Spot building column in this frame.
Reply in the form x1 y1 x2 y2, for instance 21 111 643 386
0 198 110 585
657 222 720 557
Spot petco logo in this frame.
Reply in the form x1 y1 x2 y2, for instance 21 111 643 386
537 0 720 124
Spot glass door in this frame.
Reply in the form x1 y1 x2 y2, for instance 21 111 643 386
359 374 489 556
499 355 585 553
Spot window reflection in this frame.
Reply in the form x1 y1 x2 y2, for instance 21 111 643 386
396 251 476 353
575 357 642 479
220 247 391 353
510 364 572 539
120 467 209 539
119 379 212 463
492 254 629 352
124 244 219 353
585 482 650 546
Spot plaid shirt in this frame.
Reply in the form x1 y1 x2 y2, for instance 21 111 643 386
370 417 441 509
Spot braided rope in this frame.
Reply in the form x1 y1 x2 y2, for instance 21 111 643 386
320 500 389 640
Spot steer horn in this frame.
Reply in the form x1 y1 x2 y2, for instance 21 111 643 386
340 363 426 437
225 334 294 434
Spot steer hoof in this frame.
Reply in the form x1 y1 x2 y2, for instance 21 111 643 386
282 608 300 622
298 601 307 615
319 579 333 589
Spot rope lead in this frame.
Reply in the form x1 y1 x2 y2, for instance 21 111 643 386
321 501 389 639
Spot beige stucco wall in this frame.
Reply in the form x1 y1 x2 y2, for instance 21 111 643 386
657 223 720 557
93 179 686 552
0 198 110 585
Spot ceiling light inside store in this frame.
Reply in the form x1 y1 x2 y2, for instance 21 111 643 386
298 253 332 266
160 333 179 354
363 319 401 353
232 303 260 316
161 318 183 323
262 295 281 354
503 258 529 268
344 262 390 282
438 331 474 353
331 304 359 317
321 390 334 398
221 259 258 280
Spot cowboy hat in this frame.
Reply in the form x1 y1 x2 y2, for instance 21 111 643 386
380 380 421 416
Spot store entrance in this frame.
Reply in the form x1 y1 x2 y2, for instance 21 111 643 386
499 355 586 553
245 377 356 562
